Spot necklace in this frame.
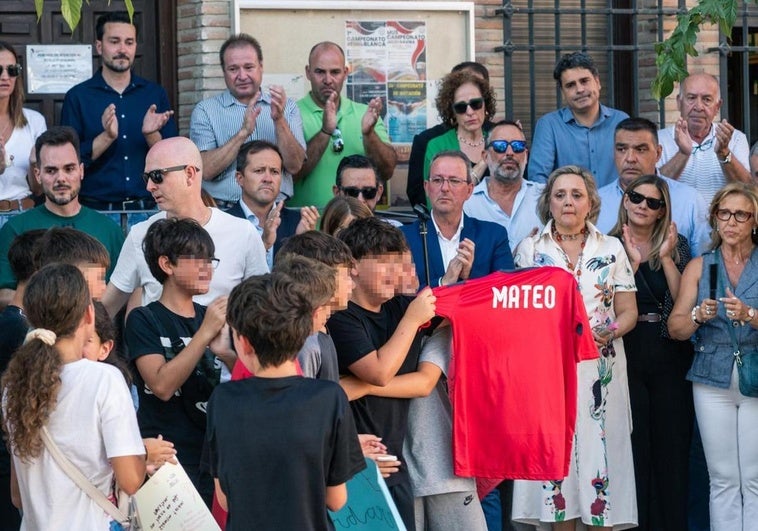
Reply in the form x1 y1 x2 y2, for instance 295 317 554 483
553 225 589 275
457 134 484 148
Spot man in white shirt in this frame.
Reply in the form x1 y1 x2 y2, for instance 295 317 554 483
464 120 544 251
657 73 752 205
102 137 268 316
597 118 710 256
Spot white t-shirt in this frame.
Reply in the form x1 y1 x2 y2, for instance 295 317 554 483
1 108 47 201
110 208 269 305
9 360 144 531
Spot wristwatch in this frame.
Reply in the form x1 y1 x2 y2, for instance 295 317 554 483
718 151 732 165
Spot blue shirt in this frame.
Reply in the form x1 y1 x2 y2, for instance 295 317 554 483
528 104 629 187
595 175 711 257
463 178 545 252
61 69 177 203
190 89 305 202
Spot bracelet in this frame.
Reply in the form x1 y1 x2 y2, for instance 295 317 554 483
691 305 703 326
321 127 333 136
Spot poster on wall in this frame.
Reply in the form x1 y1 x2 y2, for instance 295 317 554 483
345 21 427 146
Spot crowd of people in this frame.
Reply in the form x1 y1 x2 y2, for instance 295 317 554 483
0 9 758 531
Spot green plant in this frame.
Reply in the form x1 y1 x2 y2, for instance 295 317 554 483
35 0 135 33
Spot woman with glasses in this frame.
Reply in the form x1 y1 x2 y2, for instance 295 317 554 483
668 182 758 531
608 174 693 531
0 41 46 227
422 71 496 194
512 165 639 531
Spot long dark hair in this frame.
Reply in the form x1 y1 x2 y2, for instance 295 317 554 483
0 41 28 129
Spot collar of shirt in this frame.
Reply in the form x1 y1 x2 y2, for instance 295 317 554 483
477 177 531 219
238 200 274 268
431 211 464 271
220 88 272 108
559 103 613 128
90 68 145 94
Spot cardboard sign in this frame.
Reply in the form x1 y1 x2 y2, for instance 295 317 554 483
329 458 406 530
133 460 220 531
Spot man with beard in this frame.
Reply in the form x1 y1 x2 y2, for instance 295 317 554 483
61 12 177 223
0 126 124 308
464 120 544 251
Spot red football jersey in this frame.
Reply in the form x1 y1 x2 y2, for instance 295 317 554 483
433 267 597 480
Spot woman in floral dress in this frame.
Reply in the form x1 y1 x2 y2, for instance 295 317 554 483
512 165 639 530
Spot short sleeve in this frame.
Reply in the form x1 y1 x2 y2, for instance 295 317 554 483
189 101 218 152
99 366 145 458
326 389 366 486
418 325 452 375
610 238 637 292
108 226 143 294
124 306 163 360
328 310 378 371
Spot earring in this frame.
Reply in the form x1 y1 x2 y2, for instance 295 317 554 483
753 227 757 235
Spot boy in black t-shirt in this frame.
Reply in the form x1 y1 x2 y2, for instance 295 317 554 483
327 217 436 531
207 272 365 531
124 218 235 506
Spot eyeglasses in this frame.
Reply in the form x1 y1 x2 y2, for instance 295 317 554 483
452 98 484 115
428 176 469 188
340 186 378 200
487 140 527 154
692 137 714 153
178 256 220 269
627 190 665 210
715 209 753 223
0 64 22 77
142 165 191 184
331 128 344 153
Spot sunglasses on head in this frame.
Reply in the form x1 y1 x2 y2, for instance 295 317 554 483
452 98 484 115
142 165 190 185
0 64 22 77
487 140 527 154
341 186 378 200
627 190 665 210
331 128 344 153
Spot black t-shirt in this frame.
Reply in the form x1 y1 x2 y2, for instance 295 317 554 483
327 295 425 487
207 376 365 531
124 301 213 467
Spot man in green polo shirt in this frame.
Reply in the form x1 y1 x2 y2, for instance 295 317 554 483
291 41 397 208
0 127 124 308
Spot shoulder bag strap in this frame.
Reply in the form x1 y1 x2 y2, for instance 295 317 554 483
40 426 127 523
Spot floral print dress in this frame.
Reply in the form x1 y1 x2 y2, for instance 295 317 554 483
511 221 639 530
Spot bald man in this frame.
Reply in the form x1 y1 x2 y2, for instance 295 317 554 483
102 137 268 316
657 73 752 204
290 41 397 207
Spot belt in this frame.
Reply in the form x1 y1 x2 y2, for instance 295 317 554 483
638 313 662 323
0 197 35 212
80 197 157 211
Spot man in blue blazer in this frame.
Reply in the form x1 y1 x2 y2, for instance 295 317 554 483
401 150 514 288
226 140 319 268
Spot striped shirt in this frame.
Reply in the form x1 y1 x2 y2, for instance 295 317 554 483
190 89 306 202
658 123 750 205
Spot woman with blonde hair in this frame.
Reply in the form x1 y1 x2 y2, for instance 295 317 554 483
2 263 145 530
609 174 693 530
669 182 758 530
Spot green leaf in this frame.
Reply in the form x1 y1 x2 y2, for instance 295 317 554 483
34 0 44 22
125 0 135 22
61 0 84 32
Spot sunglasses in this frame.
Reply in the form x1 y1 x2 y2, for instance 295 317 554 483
331 128 344 153
692 137 714 153
142 165 190 185
627 190 665 210
452 98 484 114
715 209 753 223
0 64 22 77
487 140 527 154
341 186 378 200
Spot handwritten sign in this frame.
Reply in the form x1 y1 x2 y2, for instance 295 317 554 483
329 458 406 531
133 460 220 531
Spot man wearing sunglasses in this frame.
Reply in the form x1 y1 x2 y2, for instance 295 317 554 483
401 150 513 289
657 73 751 205
102 137 268 318
332 154 402 227
464 120 544 252
529 52 628 188
61 12 177 226
596 118 710 256
291 41 397 208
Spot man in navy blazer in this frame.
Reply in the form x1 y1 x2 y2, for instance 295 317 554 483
226 140 319 268
401 150 513 288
